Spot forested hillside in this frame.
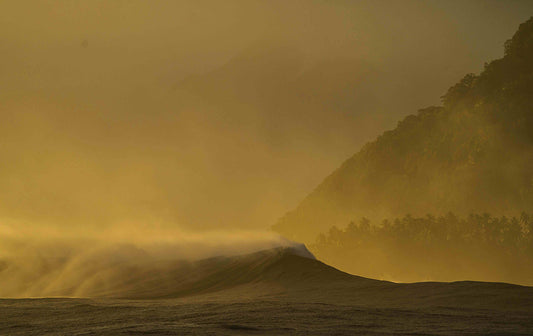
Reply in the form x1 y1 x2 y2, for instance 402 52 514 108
274 17 533 242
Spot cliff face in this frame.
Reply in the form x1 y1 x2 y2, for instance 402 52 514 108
274 18 533 242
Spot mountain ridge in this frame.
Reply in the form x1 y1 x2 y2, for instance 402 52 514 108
273 17 533 242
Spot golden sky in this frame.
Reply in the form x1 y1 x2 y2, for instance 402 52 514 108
1 0 532 231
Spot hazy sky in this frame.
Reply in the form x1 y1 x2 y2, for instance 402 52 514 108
1 0 532 232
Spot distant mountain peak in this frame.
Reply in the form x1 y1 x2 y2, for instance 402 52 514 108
504 16 533 58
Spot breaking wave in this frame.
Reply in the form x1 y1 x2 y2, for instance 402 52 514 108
0 232 339 298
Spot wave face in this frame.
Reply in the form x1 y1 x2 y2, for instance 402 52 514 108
2 239 533 313
0 241 368 299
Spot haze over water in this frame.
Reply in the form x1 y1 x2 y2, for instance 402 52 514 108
2 0 532 232
2 2 533 335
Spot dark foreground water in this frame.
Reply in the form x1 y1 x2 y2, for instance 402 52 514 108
2 298 533 336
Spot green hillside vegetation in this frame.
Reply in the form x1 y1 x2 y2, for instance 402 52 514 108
310 212 533 285
274 17 533 242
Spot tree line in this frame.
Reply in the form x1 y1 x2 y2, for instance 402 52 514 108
310 212 533 285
